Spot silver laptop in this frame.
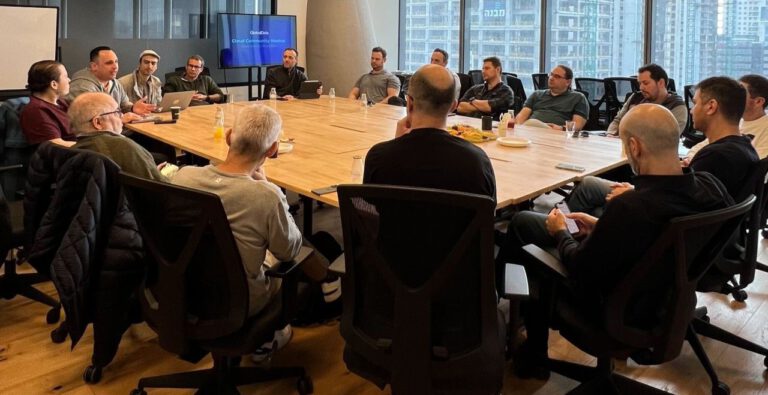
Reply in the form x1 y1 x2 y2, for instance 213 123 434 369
154 91 195 113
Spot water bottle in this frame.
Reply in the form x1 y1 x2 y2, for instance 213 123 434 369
351 155 364 182
498 113 509 138
507 109 516 131
329 88 336 99
360 93 368 108
269 87 277 101
213 106 224 140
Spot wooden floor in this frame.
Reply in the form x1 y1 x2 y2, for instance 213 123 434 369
3 202 768 394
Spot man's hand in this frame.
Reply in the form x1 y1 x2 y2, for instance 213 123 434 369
132 97 157 115
283 95 295 100
395 115 412 138
192 92 207 101
121 112 143 123
545 208 568 236
251 166 266 181
606 182 634 201
546 123 563 131
566 212 598 236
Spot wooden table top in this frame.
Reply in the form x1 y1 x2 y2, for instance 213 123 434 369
126 97 626 208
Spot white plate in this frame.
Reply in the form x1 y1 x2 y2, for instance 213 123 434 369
278 142 294 154
497 136 531 147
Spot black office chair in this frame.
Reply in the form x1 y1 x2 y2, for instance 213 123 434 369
575 78 608 129
604 77 639 124
505 75 527 115
532 73 549 90
337 184 512 394
682 84 706 148
394 73 411 101
468 69 483 86
457 72 473 100
120 173 313 395
667 78 677 93
522 196 755 395
0 164 61 323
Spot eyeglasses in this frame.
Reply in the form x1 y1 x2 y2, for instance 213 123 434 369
91 109 121 122
187 64 203 69
549 72 567 80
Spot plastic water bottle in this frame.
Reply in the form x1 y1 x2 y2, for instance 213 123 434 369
498 113 509 137
269 87 277 101
213 106 224 140
351 155 364 182
360 93 368 108
507 109 516 131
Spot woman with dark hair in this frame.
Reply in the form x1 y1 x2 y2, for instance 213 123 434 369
20 60 75 146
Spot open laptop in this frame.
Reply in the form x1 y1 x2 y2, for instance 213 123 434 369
298 80 322 99
154 91 195 112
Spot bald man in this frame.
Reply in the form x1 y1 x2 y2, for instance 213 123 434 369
506 104 733 380
364 64 495 198
69 92 166 181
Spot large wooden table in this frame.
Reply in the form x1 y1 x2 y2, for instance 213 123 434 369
126 97 626 210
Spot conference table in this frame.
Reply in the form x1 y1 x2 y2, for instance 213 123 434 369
126 97 626 230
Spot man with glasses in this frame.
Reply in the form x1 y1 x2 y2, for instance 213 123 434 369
67 46 155 123
164 55 223 105
515 65 589 131
69 92 166 181
457 56 513 119
118 49 163 106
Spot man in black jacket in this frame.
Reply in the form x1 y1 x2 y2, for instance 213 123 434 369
511 104 733 379
262 48 308 100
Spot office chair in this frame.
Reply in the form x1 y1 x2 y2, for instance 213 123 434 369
604 77 639 124
532 73 548 90
468 69 483 86
575 78 608 129
338 184 520 394
457 72 473 100
120 173 313 395
0 164 61 324
504 75 527 115
667 78 677 93
522 195 754 395
682 85 706 148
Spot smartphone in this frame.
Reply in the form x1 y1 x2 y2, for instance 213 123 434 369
555 162 586 172
311 185 338 195
154 119 177 124
555 202 580 234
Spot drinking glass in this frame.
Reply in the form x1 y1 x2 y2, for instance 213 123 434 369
329 88 336 99
564 120 577 138
360 93 368 108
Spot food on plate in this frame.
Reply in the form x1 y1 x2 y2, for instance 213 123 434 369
446 123 497 143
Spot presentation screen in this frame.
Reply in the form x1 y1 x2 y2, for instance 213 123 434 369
218 14 297 68
0 5 58 92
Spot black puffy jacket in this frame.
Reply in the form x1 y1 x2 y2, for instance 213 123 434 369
24 142 145 347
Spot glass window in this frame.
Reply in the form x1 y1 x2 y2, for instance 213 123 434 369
652 0 768 87
466 0 541 91
171 0 201 39
546 0 643 79
141 0 164 39
114 0 133 39
401 0 461 72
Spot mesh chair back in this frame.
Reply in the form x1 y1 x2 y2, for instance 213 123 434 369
681 84 706 147
457 73 473 100
604 196 754 363
468 69 483 85
120 173 249 355
604 77 639 123
532 73 549 90
505 75 527 114
575 78 607 129
667 78 677 93
338 184 502 394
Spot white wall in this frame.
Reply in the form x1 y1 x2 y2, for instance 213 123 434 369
277 0 400 71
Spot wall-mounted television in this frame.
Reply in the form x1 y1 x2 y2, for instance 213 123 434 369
218 13 297 69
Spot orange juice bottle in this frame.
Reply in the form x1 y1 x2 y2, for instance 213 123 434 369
213 106 224 140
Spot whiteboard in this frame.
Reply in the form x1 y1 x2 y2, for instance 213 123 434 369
0 5 58 92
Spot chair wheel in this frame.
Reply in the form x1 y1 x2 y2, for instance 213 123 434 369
50 326 67 343
83 365 102 383
129 389 147 395
713 381 730 395
297 375 313 394
733 289 748 302
46 307 61 324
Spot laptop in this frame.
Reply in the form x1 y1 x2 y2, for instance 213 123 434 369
154 91 195 112
298 80 322 99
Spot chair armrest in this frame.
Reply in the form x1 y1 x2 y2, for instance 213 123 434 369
503 263 529 300
265 246 313 278
521 244 569 279
328 253 345 275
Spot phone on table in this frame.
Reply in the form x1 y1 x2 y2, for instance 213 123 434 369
311 185 338 195
555 202 580 234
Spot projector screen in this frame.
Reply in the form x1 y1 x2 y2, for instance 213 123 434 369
218 14 297 68
0 5 58 92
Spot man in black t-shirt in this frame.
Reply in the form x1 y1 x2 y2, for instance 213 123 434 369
262 48 308 100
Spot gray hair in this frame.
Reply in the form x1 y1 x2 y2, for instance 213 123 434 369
68 92 118 134
230 104 282 160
